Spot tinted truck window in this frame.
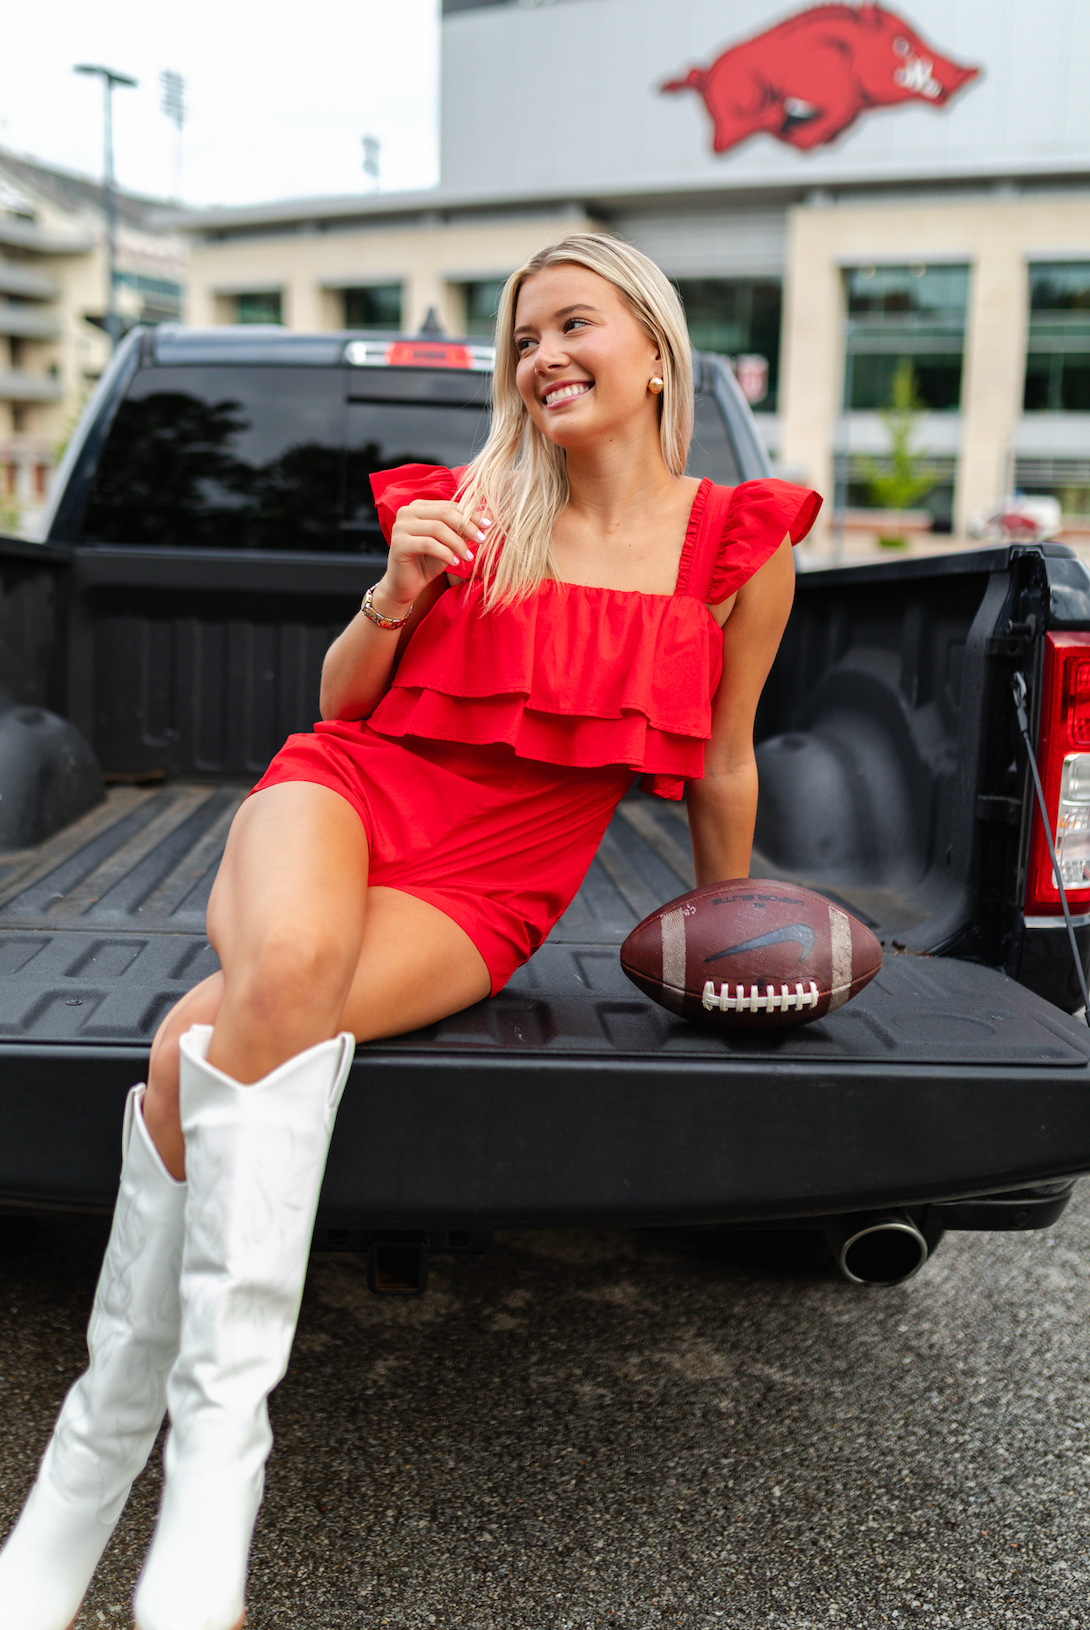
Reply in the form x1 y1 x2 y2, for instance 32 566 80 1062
80 362 738 549
344 399 490 536
82 366 348 551
81 365 491 552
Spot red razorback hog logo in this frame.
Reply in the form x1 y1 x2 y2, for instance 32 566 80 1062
662 4 980 154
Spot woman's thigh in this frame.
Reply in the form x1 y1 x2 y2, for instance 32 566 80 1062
207 781 369 984
150 887 489 1099
206 784 490 1034
144 795 490 1173
341 886 490 1040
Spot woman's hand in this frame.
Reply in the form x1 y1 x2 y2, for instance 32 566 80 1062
320 500 486 722
372 500 486 615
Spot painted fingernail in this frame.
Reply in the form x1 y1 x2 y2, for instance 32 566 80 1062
475 528 486 542
480 518 492 529
464 548 475 560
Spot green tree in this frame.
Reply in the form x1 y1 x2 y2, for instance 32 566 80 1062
0 489 20 538
858 362 934 544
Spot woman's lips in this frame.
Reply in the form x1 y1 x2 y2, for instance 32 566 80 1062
543 381 593 408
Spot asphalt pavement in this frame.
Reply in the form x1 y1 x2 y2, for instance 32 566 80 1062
0 1189 1088 1630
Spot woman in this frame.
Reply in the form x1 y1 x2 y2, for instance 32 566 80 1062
0 234 819 1630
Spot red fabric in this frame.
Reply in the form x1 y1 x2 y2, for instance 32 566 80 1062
251 725 631 994
252 463 821 991
366 466 820 800
679 477 823 603
371 462 475 580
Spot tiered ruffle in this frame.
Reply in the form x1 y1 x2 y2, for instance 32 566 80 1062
367 464 821 800
368 578 721 800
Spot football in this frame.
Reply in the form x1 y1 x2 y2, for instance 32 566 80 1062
619 878 882 1029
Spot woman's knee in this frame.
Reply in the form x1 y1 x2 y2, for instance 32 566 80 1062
227 928 353 1028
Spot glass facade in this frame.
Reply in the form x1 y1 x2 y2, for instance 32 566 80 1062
116 272 184 325
234 291 282 325
1023 263 1090 412
843 264 969 412
673 278 782 411
461 279 506 337
343 283 402 331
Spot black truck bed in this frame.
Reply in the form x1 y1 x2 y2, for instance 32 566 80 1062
1 783 1089 1224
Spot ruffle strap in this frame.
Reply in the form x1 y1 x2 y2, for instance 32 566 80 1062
370 463 468 546
681 478 823 604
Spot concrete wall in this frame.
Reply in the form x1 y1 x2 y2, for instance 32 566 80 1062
187 208 596 337
779 193 1090 540
441 0 1089 202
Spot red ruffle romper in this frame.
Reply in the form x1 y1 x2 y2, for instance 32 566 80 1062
251 465 821 993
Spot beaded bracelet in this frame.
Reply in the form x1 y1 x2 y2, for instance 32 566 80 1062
361 585 414 630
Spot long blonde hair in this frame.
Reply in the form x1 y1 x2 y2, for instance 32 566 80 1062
458 233 694 606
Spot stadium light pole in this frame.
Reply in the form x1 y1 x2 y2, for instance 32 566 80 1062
74 63 138 350
160 71 187 202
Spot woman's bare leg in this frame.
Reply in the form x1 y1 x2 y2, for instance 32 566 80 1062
143 784 491 1177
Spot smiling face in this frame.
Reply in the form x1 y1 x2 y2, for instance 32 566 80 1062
513 264 663 454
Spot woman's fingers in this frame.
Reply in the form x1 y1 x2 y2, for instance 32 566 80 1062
403 500 487 549
397 521 472 568
393 505 482 564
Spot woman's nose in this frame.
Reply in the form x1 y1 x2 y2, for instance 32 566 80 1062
534 332 568 371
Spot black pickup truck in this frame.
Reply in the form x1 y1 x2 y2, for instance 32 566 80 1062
2 323 1089 1289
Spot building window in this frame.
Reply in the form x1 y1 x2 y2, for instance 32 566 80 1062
116 272 184 325
461 279 506 338
234 291 282 325
1015 458 1090 520
843 264 969 412
1024 263 1090 412
343 284 402 330
673 278 782 411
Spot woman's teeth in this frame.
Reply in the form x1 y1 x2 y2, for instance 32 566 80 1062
544 382 592 405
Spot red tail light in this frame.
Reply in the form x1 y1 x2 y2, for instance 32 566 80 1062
384 341 473 369
1025 631 1090 915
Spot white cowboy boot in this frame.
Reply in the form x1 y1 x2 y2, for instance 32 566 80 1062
0 1082 187 1630
134 1025 354 1630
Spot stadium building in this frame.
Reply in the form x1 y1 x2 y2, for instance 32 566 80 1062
180 0 1090 548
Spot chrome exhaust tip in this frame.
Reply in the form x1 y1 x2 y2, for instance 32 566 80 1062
824 1211 930 1287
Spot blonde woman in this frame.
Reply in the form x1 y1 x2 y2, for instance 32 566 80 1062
0 234 820 1630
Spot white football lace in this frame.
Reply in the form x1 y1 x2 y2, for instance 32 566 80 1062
701 979 821 1013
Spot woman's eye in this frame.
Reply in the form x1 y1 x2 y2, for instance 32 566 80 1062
564 317 587 333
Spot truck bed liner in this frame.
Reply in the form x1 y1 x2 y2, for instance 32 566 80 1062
0 780 1085 1067
2 783 1088 1220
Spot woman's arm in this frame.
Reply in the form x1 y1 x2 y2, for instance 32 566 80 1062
320 498 484 720
686 534 796 886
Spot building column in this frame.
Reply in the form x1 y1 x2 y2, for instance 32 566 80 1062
286 275 323 331
778 202 844 543
956 240 1028 533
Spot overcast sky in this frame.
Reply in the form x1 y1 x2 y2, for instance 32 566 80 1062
0 0 440 208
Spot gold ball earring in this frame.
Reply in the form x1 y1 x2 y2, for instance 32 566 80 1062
649 376 664 395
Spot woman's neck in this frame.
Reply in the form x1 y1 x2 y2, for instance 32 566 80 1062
551 436 699 595
563 437 678 535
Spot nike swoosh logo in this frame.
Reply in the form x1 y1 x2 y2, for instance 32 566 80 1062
704 923 817 965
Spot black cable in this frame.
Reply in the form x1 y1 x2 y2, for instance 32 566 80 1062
1012 671 1090 1023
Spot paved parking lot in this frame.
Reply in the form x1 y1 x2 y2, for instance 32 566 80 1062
1 1187 1088 1630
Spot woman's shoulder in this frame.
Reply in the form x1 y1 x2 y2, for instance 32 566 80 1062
695 477 823 604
